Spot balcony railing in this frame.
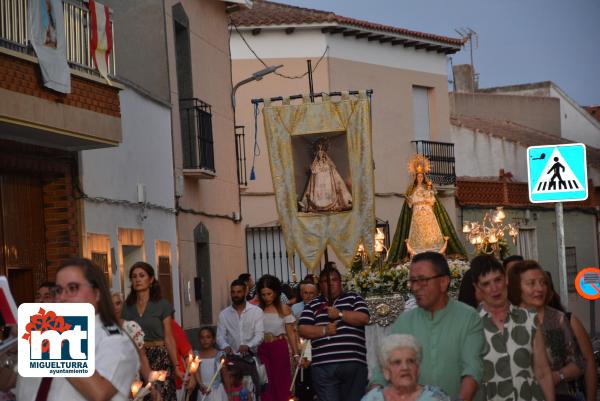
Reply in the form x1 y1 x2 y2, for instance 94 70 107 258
235 125 247 187
180 98 215 173
412 140 456 186
0 0 116 77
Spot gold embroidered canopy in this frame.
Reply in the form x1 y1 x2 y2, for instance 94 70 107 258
262 91 375 272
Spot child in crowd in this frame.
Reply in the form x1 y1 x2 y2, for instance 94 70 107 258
225 361 253 401
195 327 228 401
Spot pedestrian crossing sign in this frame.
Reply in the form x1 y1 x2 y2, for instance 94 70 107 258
527 143 588 203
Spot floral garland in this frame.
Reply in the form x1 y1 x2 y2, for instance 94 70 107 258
344 258 471 298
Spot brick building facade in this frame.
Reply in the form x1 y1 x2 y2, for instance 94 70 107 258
0 1 122 304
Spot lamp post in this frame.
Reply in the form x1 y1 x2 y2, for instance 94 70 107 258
230 64 283 223
231 64 283 112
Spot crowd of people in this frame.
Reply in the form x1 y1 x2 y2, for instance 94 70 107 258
0 253 598 401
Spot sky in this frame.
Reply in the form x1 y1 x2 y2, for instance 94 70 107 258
276 0 600 106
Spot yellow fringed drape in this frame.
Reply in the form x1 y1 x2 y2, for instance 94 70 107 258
262 91 375 271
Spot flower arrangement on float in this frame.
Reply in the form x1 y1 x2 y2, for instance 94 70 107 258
343 258 470 299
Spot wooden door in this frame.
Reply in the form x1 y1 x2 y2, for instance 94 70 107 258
0 175 46 305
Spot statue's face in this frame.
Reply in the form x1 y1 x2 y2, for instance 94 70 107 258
416 173 424 185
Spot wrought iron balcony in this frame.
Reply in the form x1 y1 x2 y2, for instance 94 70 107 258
180 98 215 174
235 125 247 187
0 0 116 77
412 140 456 186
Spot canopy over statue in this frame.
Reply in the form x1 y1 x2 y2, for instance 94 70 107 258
262 92 376 273
387 155 466 263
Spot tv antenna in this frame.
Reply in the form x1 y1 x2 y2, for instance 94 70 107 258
454 28 479 89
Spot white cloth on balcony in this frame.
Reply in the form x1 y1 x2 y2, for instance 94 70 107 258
29 0 71 93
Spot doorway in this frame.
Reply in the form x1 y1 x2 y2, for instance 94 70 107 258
118 228 145 295
0 174 46 305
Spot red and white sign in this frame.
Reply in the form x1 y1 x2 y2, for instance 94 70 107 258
89 0 113 84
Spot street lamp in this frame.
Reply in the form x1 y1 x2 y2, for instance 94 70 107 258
231 64 283 110
230 64 283 223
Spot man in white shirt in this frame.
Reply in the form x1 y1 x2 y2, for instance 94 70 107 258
217 279 264 355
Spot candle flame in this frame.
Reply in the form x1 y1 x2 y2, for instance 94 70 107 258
148 371 159 382
156 370 167 382
190 356 202 373
130 380 143 397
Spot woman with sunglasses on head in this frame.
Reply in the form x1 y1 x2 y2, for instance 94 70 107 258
122 261 180 401
508 260 584 401
15 258 140 401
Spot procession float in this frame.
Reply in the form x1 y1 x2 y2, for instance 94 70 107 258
256 88 477 369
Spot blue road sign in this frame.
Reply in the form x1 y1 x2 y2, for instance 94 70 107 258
527 143 588 203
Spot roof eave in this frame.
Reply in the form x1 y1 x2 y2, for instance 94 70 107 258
233 22 462 54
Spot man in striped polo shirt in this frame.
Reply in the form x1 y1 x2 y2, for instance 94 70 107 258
299 265 370 401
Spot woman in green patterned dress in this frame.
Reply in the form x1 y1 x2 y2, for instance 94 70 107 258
508 260 584 401
470 255 555 401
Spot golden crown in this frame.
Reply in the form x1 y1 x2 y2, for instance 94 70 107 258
407 154 431 175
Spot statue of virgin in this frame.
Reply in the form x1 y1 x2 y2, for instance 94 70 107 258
298 140 352 213
386 155 466 262
405 170 447 255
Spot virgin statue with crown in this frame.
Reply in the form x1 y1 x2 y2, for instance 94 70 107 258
298 139 353 213
386 155 466 262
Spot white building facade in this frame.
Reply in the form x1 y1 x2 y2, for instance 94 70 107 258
80 87 181 320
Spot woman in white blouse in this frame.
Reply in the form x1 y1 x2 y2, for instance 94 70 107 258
256 275 299 401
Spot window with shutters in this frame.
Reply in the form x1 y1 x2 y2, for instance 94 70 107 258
87 233 112 287
158 256 173 305
92 252 110 285
412 86 432 141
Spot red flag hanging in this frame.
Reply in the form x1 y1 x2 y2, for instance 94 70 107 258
89 0 112 84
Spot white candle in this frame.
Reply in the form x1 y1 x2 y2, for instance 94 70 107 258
290 340 308 392
178 354 195 401
201 357 225 401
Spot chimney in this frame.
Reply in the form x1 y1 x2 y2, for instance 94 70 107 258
452 64 477 93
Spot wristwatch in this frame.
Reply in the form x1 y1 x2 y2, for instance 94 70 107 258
558 371 565 382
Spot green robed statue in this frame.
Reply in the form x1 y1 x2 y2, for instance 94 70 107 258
387 155 466 263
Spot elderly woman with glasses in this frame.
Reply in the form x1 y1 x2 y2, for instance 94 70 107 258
362 334 449 401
